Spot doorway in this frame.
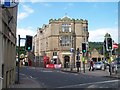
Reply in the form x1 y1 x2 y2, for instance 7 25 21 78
64 55 70 68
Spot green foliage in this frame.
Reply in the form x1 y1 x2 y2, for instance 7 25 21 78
89 42 120 57
16 46 26 55
89 42 103 53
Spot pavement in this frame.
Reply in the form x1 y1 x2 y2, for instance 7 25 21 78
61 67 120 79
10 72 42 88
9 66 120 88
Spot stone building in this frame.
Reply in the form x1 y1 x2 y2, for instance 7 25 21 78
0 6 18 89
90 48 104 62
33 16 89 68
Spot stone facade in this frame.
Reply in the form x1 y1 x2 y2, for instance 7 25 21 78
0 7 18 89
91 48 104 62
33 16 89 68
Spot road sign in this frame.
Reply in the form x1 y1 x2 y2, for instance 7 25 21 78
0 0 19 8
70 48 74 52
113 43 118 49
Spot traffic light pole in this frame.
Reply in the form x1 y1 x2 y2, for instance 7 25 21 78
109 50 112 76
76 48 80 72
17 35 26 84
83 53 85 73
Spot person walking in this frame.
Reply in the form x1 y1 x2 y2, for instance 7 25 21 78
89 58 94 71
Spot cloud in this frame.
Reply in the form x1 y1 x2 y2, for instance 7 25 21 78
22 4 34 13
89 28 118 43
18 12 28 20
18 4 34 21
17 27 36 46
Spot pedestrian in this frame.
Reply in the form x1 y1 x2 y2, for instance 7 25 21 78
89 58 94 71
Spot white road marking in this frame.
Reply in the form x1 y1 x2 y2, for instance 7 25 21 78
73 74 79 75
30 76 33 78
58 79 119 88
42 71 53 72
29 75 36 79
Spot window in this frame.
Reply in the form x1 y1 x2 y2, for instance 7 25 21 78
62 24 71 32
60 36 72 46
83 26 88 31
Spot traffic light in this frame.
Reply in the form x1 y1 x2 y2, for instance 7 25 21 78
106 37 113 51
82 43 86 53
25 35 33 51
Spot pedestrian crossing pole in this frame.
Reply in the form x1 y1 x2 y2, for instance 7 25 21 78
109 50 113 76
82 53 85 73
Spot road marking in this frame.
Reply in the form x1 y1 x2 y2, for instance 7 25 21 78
30 76 33 78
29 75 36 79
42 71 53 72
73 74 78 75
58 79 119 88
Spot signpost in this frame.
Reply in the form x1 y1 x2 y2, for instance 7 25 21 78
70 48 74 71
76 48 80 72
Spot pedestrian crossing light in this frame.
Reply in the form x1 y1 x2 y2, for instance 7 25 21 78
82 43 86 53
25 35 33 51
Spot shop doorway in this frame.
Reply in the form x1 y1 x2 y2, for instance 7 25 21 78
64 55 70 68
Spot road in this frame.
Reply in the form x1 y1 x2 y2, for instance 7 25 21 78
18 66 119 88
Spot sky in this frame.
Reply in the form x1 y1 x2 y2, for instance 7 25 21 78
17 0 118 46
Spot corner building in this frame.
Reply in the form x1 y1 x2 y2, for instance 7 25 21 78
0 6 18 89
34 16 89 68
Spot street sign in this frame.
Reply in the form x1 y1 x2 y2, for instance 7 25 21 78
70 48 74 52
0 0 19 8
113 43 118 49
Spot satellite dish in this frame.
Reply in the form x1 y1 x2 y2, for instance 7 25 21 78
0 0 19 8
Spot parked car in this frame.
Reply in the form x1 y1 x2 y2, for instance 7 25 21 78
93 62 104 70
113 57 120 73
